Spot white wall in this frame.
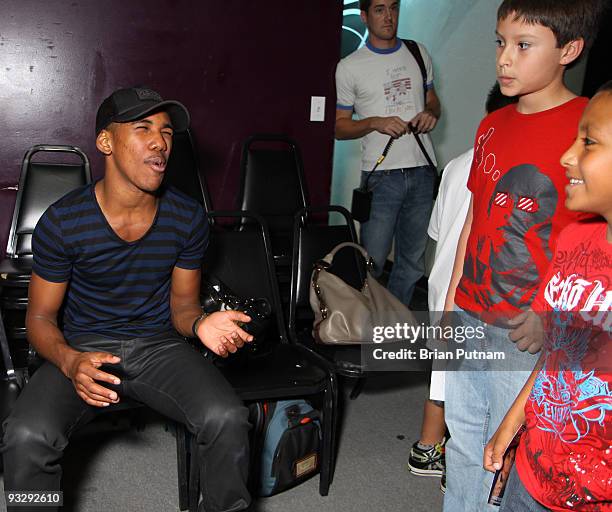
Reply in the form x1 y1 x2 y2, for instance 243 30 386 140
331 0 587 209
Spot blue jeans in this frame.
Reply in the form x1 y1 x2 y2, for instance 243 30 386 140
500 467 550 511
443 307 537 512
359 166 434 307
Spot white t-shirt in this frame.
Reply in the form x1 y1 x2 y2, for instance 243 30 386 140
427 148 473 402
427 148 473 313
336 39 437 171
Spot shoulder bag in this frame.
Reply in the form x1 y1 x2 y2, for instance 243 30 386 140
309 242 416 344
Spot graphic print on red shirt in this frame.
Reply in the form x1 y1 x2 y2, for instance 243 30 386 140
455 97 590 319
516 221 612 511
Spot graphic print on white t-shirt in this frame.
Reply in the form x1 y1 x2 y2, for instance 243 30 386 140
383 64 414 115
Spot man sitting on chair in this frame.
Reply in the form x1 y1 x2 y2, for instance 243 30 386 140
1 87 253 512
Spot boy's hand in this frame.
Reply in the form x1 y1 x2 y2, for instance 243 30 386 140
484 419 523 473
196 311 253 358
409 109 438 134
371 116 409 138
508 310 544 354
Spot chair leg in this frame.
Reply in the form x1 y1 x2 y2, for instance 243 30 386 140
247 402 264 497
176 423 190 511
349 376 367 400
130 408 147 432
188 433 200 512
330 371 340 484
318 372 338 496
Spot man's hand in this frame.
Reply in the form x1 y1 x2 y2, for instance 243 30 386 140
409 109 438 134
370 116 409 138
63 351 122 407
196 311 253 358
508 310 544 354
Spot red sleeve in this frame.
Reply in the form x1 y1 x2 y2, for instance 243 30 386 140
466 120 487 193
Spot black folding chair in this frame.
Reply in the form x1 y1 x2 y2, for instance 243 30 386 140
0 145 91 372
162 129 212 212
288 206 371 399
180 211 337 511
238 134 308 271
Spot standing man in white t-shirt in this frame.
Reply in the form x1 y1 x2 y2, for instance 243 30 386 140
335 0 441 306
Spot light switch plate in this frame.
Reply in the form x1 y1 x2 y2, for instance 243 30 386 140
310 96 325 122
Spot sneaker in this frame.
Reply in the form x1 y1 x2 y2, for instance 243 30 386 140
407 439 445 477
440 467 446 494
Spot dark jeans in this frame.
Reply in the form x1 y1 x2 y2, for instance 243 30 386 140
1 331 251 512
359 165 435 307
500 466 550 511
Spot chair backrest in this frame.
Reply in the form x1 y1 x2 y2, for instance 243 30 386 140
238 134 308 232
6 145 91 259
162 130 213 212
0 189 16 261
288 206 364 335
203 211 287 343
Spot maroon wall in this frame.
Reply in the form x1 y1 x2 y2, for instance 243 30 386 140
0 0 343 255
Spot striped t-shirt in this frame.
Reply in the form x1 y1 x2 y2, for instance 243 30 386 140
32 183 208 341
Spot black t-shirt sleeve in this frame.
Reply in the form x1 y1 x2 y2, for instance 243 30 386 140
31 206 72 282
176 203 208 270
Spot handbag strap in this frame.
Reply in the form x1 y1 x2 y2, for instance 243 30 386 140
363 128 435 193
401 39 435 168
324 242 370 264
362 136 395 192
409 123 436 169
401 39 427 103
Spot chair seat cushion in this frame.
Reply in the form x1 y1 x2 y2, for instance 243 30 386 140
296 330 365 373
217 344 328 400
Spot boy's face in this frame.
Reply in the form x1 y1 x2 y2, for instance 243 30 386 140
495 15 567 98
562 92 612 218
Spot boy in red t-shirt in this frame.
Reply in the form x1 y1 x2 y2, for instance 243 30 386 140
442 1 604 510
484 81 612 511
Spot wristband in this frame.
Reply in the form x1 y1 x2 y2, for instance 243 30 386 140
192 313 207 338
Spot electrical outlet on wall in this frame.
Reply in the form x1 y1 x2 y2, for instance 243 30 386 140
310 96 325 122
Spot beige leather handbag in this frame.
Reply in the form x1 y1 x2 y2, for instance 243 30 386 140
309 242 416 344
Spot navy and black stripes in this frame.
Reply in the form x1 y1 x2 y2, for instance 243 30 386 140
32 183 208 341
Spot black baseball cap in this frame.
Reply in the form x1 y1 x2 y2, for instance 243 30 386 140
95 87 190 135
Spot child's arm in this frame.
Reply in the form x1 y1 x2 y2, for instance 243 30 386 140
483 354 544 472
443 194 473 312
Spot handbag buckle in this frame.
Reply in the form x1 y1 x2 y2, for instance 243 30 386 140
315 259 331 270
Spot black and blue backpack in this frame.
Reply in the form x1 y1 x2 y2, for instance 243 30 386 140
255 399 321 497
